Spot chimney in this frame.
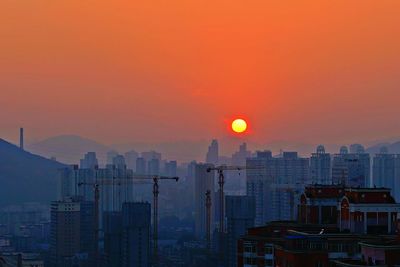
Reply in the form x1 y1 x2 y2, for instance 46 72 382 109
19 128 24 150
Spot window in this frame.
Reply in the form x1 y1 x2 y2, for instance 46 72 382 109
265 246 273 254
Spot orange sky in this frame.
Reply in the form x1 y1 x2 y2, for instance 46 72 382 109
1 1 400 145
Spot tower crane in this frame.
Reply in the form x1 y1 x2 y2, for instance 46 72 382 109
206 165 264 260
205 190 212 251
77 174 179 264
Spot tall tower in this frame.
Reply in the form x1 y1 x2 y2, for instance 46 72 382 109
19 128 24 150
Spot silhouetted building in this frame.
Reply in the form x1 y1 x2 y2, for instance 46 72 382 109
372 152 400 202
194 163 215 238
121 202 151 267
103 211 122 267
225 195 255 267
50 197 95 267
80 152 98 169
107 151 119 165
147 158 160 176
310 145 331 184
165 160 177 177
332 146 370 187
136 157 146 175
125 150 139 171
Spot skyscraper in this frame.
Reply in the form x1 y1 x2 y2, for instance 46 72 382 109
310 145 331 184
136 157 146 175
121 202 151 267
50 197 95 267
206 139 219 165
332 146 370 187
372 150 400 202
103 202 151 267
225 195 255 267
125 150 139 171
107 151 119 165
247 151 309 225
80 152 98 169
194 163 215 238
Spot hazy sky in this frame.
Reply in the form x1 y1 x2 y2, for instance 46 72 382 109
1 1 400 145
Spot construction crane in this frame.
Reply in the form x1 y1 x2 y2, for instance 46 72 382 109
133 175 179 261
205 190 212 251
77 175 179 264
206 165 264 260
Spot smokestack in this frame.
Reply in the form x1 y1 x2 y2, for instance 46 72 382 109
20 128 24 150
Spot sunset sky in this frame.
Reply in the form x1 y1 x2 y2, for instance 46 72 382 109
1 1 400 146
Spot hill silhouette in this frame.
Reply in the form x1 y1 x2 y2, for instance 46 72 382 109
0 139 66 206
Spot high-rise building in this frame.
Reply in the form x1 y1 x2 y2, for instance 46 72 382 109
50 197 95 267
147 158 160 176
247 151 309 225
194 163 215 238
206 139 219 165
112 154 127 169
106 150 119 165
332 146 370 187
142 151 162 162
310 145 331 185
121 202 151 267
225 195 255 267
372 151 400 202
80 152 98 169
125 150 139 171
165 160 177 177
103 202 151 267
136 157 146 175
103 211 122 267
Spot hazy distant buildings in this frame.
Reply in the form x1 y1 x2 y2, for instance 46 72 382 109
80 152 98 169
225 195 255 267
247 151 309 225
372 151 400 202
310 145 331 184
206 139 219 165
147 158 160 176
125 150 139 171
136 157 146 175
194 163 215 238
332 146 370 187
165 160 177 177
107 151 119 165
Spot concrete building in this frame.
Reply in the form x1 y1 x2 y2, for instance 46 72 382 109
372 152 400 202
164 160 177 177
102 202 151 267
136 157 146 175
310 145 331 185
121 202 151 267
194 163 215 238
225 195 255 267
80 152 98 169
50 197 95 267
332 146 371 187
246 151 309 225
147 158 160 176
124 150 139 171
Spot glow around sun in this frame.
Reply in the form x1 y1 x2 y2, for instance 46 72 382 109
231 118 247 133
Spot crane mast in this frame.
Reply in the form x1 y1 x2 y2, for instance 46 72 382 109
78 174 179 266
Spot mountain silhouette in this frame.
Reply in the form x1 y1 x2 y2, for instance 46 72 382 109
0 139 66 206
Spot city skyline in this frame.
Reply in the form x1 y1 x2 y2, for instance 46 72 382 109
2 1 400 145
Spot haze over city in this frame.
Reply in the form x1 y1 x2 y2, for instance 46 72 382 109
2 1 400 267
2 1 400 148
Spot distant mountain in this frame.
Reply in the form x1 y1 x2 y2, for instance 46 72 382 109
27 135 112 164
0 139 66 206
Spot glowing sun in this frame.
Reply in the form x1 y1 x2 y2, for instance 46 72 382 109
231 118 247 133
